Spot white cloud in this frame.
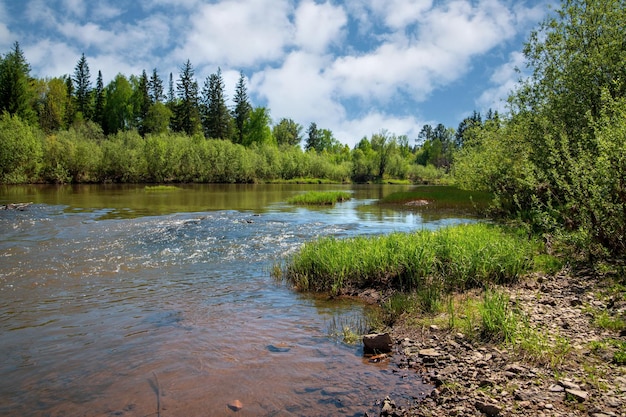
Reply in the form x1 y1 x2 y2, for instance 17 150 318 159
57 21 115 50
368 0 433 29
92 2 123 21
476 50 525 114
252 51 344 124
62 0 86 18
25 39 79 78
294 1 347 53
175 0 294 68
26 0 59 27
334 112 422 146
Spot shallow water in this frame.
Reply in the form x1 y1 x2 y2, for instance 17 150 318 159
0 184 474 416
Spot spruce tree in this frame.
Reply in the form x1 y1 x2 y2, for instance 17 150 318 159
149 68 164 103
232 71 251 144
93 70 105 128
136 70 151 136
0 42 36 123
202 68 231 139
173 60 200 136
73 53 92 120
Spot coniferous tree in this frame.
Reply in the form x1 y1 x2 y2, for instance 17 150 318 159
305 122 320 152
135 69 151 136
0 42 36 123
202 68 231 139
73 53 92 120
232 71 251 144
149 68 164 103
455 111 482 147
64 75 76 126
173 60 201 135
93 70 105 128
167 72 175 103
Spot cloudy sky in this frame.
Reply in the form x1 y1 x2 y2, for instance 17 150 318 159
1 0 547 147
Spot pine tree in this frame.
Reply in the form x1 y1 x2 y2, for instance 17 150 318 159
136 70 151 136
0 42 36 123
305 122 320 152
93 70 105 128
167 72 175 103
231 71 251 144
73 53 92 120
202 68 231 139
64 75 76 126
173 60 201 135
149 68 164 103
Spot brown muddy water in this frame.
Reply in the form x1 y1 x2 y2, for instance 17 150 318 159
0 184 476 417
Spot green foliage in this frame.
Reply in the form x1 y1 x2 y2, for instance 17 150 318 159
0 113 42 183
479 289 518 343
173 60 201 136
454 0 626 257
201 68 232 140
0 42 36 123
286 191 352 205
145 185 181 192
276 223 534 295
243 107 274 147
73 53 92 120
272 118 302 146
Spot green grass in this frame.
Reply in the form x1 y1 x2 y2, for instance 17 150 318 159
274 223 534 295
267 177 344 184
286 191 352 205
479 289 519 343
144 185 181 192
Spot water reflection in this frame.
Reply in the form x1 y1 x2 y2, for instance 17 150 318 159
0 184 475 416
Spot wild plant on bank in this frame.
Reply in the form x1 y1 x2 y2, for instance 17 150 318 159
275 223 534 295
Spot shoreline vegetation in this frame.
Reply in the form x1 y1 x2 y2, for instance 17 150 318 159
275 223 626 416
286 190 352 205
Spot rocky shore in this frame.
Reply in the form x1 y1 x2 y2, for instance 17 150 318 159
371 269 626 417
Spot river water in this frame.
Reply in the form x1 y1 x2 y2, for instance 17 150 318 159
0 184 474 417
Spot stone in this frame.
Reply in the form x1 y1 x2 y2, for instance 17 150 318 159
565 388 588 402
548 384 565 392
227 400 243 411
474 400 502 416
362 333 393 353
558 380 581 390
418 348 441 357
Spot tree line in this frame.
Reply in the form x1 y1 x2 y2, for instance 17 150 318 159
0 41 486 185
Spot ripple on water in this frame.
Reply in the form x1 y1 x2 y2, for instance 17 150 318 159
0 205 436 417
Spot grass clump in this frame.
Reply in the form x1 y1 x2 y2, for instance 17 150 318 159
275 223 533 295
145 185 181 192
479 289 519 343
286 191 352 205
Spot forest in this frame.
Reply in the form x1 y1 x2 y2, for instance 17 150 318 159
0 42 482 186
1 0 626 257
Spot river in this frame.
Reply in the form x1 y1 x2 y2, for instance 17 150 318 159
0 184 474 417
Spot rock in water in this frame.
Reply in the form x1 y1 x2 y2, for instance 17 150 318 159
228 399 243 411
362 333 393 353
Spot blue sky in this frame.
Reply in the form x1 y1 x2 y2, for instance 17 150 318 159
0 0 547 147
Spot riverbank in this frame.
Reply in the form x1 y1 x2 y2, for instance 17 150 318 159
374 267 626 417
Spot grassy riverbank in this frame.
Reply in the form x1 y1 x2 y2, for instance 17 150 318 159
274 223 535 295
